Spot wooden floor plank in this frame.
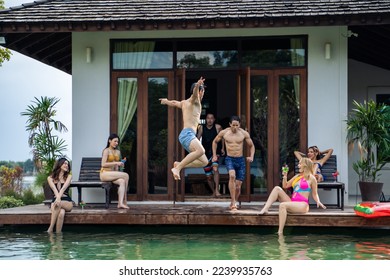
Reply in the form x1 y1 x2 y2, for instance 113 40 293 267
1 202 390 228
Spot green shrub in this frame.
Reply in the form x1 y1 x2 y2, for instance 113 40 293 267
2 189 22 200
0 196 24 209
2 187 45 205
22 188 45 205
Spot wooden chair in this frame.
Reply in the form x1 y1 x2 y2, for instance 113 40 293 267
70 157 118 209
295 155 345 210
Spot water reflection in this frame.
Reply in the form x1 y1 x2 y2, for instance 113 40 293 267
1 226 390 260
47 233 71 260
355 241 390 260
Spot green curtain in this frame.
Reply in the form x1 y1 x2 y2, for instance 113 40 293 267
114 41 156 69
118 79 137 141
116 41 156 139
290 38 304 67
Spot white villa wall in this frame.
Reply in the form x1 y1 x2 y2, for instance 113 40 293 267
72 26 349 203
348 59 390 197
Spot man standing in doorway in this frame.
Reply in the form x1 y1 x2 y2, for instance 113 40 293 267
159 77 208 180
197 112 224 197
212 115 255 210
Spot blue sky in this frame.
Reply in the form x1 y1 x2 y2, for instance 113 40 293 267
0 0 72 162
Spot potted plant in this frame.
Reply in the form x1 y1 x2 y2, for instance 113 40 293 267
346 99 390 201
21 96 68 200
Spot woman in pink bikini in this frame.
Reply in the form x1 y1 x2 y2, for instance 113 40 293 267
259 157 326 235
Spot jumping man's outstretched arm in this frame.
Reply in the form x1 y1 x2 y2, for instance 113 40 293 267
159 98 183 109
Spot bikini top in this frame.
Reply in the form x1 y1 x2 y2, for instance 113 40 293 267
292 175 311 193
100 149 121 172
314 162 322 174
107 150 120 162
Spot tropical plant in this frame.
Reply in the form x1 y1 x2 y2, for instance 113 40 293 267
0 165 23 195
346 99 390 182
0 1 12 66
21 96 68 177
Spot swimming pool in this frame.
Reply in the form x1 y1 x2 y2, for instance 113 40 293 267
1 225 389 260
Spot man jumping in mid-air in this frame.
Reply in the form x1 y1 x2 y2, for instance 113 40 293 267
159 77 208 180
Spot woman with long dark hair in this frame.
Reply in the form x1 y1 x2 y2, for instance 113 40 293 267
47 157 73 233
100 133 129 209
294 146 333 182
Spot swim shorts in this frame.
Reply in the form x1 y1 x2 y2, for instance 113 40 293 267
178 128 196 152
203 156 219 176
224 156 246 181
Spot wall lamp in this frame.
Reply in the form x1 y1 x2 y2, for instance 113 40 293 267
0 36 6 44
324 42 331 60
86 47 92 63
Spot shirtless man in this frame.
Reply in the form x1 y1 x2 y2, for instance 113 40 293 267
212 115 255 210
159 77 208 180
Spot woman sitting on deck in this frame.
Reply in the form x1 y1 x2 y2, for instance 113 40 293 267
47 157 73 233
100 133 129 209
259 157 326 235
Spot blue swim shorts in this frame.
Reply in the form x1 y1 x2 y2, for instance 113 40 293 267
203 156 219 176
224 156 246 181
178 128 196 152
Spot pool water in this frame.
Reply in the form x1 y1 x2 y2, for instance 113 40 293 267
1 226 389 260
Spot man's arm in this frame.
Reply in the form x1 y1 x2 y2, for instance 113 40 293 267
215 124 225 155
189 77 205 103
244 130 255 162
212 130 225 161
196 124 203 140
159 98 182 109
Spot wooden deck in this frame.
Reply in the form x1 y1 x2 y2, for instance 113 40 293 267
1 200 390 228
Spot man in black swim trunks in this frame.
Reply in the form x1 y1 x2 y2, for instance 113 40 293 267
197 113 224 197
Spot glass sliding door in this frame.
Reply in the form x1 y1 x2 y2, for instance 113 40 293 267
111 74 139 197
240 69 307 197
250 74 270 195
111 71 175 201
147 77 169 195
278 74 302 183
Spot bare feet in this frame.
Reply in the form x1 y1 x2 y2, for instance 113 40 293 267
214 191 221 197
171 162 181 180
259 208 268 215
229 204 238 211
118 204 129 209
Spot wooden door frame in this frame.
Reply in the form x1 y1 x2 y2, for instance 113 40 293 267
238 68 307 200
111 71 176 201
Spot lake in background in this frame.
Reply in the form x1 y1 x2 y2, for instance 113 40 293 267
22 176 36 189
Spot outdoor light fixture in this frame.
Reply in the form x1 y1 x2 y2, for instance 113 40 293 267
0 36 5 44
86 47 92 63
324 42 331 60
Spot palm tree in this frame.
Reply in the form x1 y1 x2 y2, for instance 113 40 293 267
21 96 68 175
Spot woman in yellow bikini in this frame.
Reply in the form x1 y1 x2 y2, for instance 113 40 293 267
100 133 129 209
259 157 326 235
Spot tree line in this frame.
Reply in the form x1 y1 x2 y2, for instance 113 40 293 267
0 159 35 174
